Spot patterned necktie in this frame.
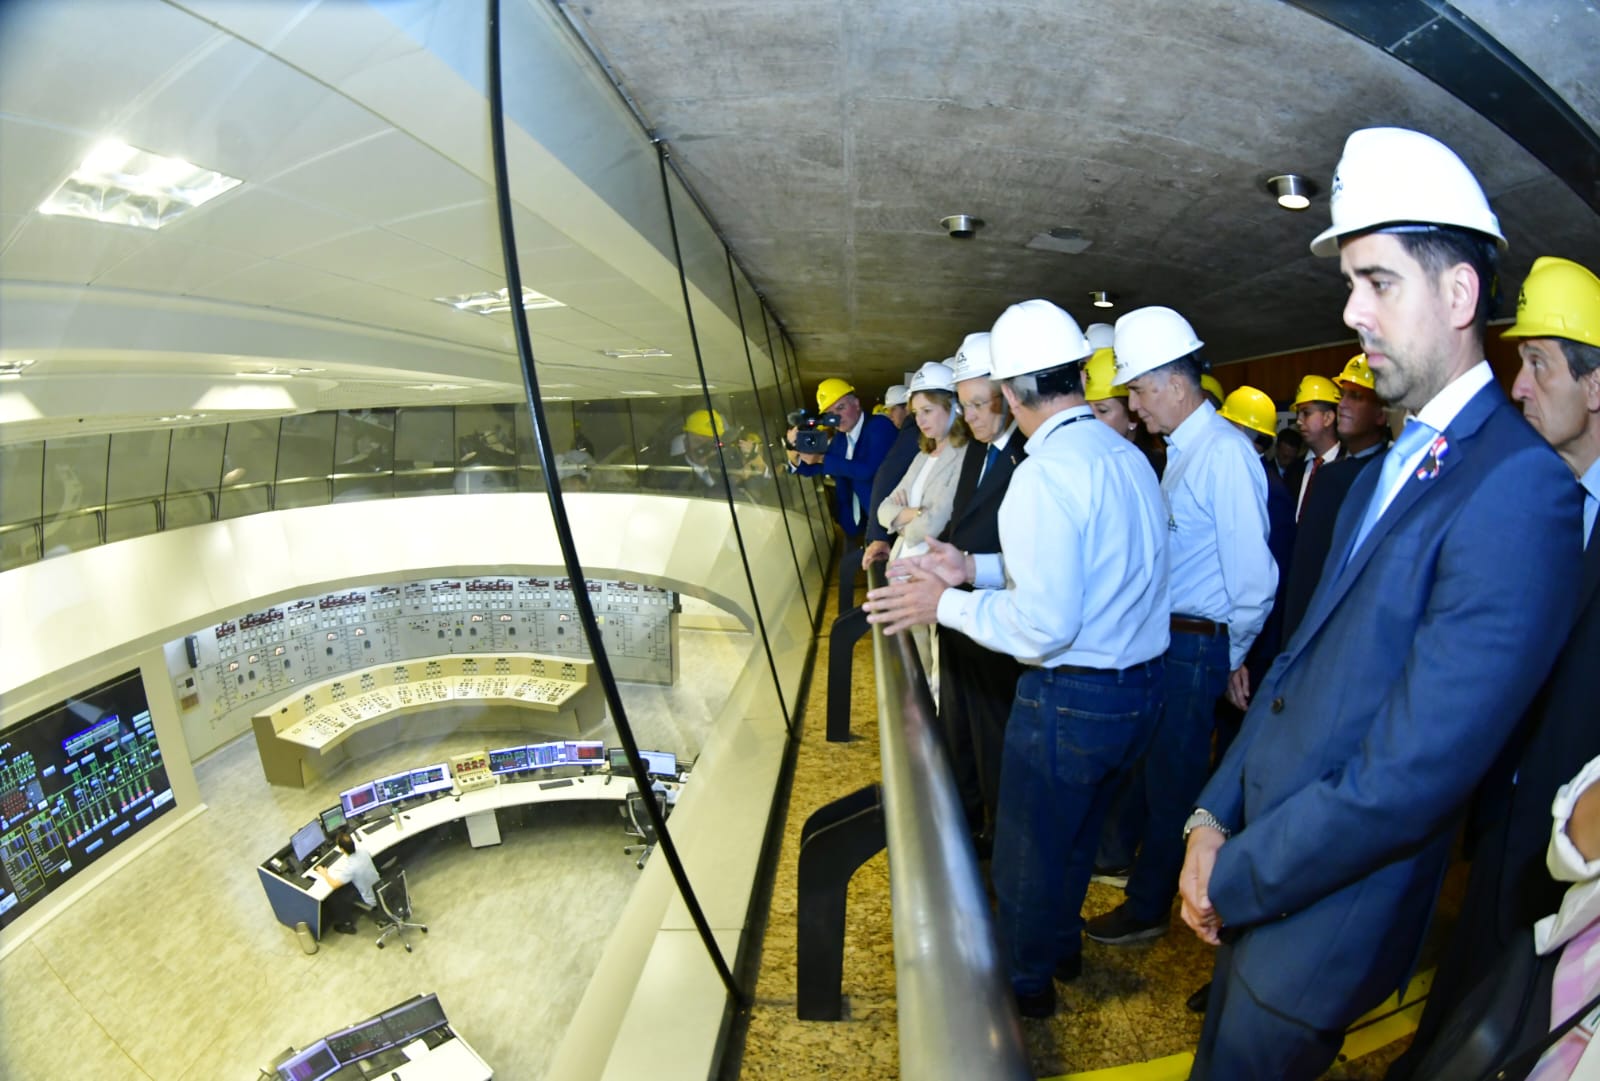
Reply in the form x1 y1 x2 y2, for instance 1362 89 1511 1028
1346 418 1437 566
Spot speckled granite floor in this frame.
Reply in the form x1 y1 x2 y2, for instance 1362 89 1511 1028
731 572 1428 1080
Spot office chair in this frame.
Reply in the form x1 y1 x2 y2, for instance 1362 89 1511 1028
370 869 428 952
621 789 663 869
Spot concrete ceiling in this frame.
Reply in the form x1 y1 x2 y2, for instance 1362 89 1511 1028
0 0 1597 445
565 0 1600 386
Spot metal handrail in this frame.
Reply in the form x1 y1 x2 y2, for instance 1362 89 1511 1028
867 561 1031 1079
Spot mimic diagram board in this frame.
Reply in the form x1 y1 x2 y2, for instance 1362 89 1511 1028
0 671 175 929
173 575 677 724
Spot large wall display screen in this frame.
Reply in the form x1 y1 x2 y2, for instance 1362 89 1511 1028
0 671 175 928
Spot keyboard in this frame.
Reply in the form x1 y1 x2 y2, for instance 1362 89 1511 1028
540 778 574 790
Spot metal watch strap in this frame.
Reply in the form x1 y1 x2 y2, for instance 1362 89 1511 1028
1183 808 1230 840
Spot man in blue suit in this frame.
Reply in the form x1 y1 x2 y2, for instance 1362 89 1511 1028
788 377 898 542
1178 128 1584 1079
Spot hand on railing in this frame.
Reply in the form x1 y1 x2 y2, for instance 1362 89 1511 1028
861 536 968 635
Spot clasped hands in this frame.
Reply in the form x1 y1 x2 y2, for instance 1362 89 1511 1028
1179 826 1227 946
861 535 968 634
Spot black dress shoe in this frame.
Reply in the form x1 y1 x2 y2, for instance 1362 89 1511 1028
1014 984 1055 1019
1084 903 1167 945
1186 981 1211 1013
334 921 358 935
1053 953 1082 983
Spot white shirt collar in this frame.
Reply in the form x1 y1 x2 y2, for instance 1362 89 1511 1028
991 421 1019 451
1166 400 1217 451
1414 360 1494 433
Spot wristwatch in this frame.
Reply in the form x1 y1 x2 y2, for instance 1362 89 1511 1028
1183 808 1230 840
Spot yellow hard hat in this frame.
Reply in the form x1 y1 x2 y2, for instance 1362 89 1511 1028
683 408 725 439
871 403 888 415
1201 373 1226 404
1502 256 1600 350
1335 353 1375 391
1291 374 1342 409
1219 386 1278 438
1082 347 1128 401
816 378 855 412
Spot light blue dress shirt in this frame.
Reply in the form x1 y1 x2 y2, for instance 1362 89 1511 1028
1581 456 1599 549
937 405 1170 669
1161 401 1276 670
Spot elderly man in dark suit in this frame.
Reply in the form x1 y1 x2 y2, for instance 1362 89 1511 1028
1178 128 1582 1079
934 331 1026 850
1390 255 1600 1077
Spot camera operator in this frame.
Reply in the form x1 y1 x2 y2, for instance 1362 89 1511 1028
787 378 897 541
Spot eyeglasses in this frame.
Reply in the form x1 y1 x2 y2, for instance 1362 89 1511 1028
959 397 996 412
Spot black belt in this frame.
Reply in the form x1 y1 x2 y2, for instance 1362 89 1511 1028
1170 615 1225 636
1050 657 1161 677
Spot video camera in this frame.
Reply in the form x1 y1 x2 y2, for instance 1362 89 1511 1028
786 408 840 455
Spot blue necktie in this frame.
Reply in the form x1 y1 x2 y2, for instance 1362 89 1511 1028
979 443 1001 484
1346 418 1437 565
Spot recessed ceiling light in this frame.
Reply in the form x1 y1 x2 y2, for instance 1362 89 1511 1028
544 395 574 402
405 383 468 391
1089 291 1116 309
158 413 201 422
620 390 659 396
602 348 672 359
434 287 564 315
542 383 578 389
38 139 242 230
673 383 717 391
1265 174 1317 211
0 358 37 377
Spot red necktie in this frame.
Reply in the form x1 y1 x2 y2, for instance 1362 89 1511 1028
1297 455 1322 523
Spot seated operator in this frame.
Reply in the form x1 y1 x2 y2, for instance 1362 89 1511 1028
314 829 379 936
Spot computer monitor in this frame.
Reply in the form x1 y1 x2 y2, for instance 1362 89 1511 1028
409 763 452 796
528 742 559 768
372 770 413 804
382 992 447 1044
607 747 629 773
340 781 378 819
318 804 346 837
276 1039 338 1081
641 750 678 780
290 818 326 865
325 1016 392 1065
571 740 604 764
488 745 529 774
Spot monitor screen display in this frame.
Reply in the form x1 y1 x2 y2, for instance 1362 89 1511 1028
409 764 451 796
382 993 447 1043
318 805 346 836
372 771 413 804
276 1040 337 1081
0 670 176 929
488 746 529 774
641 750 678 779
607 748 629 773
326 1016 391 1065
340 782 378 818
529 743 558 768
290 819 326 864
572 740 604 762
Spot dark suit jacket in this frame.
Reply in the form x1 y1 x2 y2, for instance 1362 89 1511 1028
863 422 924 547
941 429 1025 555
1279 445 1386 643
794 413 898 537
1197 381 1583 1031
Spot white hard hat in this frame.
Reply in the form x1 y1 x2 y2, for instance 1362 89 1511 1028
988 299 1093 380
883 384 909 407
908 361 957 394
1084 322 1115 351
1309 127 1506 258
1111 306 1205 385
950 332 994 381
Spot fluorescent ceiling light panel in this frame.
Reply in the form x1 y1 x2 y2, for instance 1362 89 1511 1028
0 359 38 377
673 383 716 390
434 287 565 315
620 390 659 396
602 348 672 359
38 139 242 230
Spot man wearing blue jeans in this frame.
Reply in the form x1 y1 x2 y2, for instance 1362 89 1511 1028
1085 306 1276 947
864 298 1170 1018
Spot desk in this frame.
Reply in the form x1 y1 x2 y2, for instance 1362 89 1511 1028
273 993 492 1080
257 772 680 938
251 653 604 787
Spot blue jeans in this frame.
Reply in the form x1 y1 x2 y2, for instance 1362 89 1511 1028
992 662 1164 995
1124 629 1232 924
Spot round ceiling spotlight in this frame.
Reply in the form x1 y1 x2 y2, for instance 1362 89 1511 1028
940 214 984 239
1089 290 1116 309
1265 173 1318 211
